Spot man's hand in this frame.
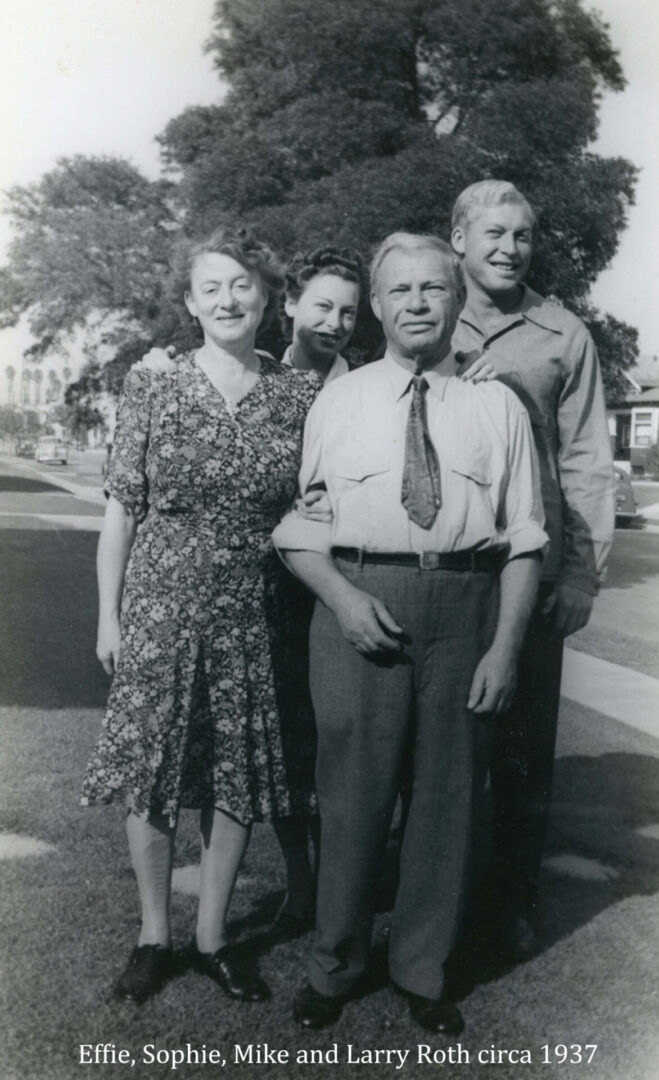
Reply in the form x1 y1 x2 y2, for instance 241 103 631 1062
467 644 517 714
333 584 405 656
541 583 593 638
295 488 333 523
97 612 121 676
135 346 176 374
461 356 497 384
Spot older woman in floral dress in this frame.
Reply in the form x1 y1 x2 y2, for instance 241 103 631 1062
82 228 321 1005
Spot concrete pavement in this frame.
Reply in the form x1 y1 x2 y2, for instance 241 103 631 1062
562 648 659 740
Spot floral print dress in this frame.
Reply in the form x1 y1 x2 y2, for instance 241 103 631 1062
82 353 322 825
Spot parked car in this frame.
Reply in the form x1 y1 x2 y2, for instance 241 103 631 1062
15 439 36 458
35 436 68 465
614 465 643 527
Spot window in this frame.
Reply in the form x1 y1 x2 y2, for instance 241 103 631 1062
633 410 653 447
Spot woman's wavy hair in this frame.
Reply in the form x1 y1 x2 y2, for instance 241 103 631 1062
169 226 285 334
281 245 366 340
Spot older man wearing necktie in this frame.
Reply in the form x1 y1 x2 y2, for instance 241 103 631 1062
273 232 547 1033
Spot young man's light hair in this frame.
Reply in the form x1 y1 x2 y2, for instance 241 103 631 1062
451 180 535 232
370 231 464 302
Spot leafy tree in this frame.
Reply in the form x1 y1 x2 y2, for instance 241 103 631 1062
160 0 638 373
0 407 43 443
577 304 639 403
64 362 108 441
0 405 24 441
0 0 640 395
0 156 178 360
22 410 42 437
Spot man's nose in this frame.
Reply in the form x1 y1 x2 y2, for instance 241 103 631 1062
499 231 517 255
406 286 427 311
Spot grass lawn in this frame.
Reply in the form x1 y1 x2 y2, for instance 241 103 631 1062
1 704 658 1080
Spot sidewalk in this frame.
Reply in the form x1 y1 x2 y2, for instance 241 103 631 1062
562 648 659 741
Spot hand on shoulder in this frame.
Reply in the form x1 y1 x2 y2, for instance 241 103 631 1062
133 346 177 375
460 355 497 384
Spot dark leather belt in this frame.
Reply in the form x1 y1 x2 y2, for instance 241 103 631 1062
332 547 505 572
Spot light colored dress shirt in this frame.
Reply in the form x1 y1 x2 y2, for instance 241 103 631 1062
273 351 547 564
449 286 614 593
280 345 350 386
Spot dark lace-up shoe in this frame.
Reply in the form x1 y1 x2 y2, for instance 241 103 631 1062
406 992 465 1035
112 944 172 1004
293 983 346 1029
190 941 270 1001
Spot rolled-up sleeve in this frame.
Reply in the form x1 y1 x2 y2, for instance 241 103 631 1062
104 368 152 523
272 393 333 555
500 392 549 563
557 332 614 594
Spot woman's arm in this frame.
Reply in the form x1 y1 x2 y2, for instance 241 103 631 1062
96 495 137 676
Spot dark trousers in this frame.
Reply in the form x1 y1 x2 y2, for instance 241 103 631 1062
308 559 498 1000
489 587 564 911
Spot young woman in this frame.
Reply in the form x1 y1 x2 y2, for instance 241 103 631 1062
269 247 365 934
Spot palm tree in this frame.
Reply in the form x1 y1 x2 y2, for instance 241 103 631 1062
21 368 32 405
46 369 61 404
5 365 15 405
33 369 43 405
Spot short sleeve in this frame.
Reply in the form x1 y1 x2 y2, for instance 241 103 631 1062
105 368 153 522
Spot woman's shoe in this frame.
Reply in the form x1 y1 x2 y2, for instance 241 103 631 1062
190 940 270 1002
112 944 172 1004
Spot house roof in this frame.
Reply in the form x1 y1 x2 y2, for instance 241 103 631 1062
632 387 659 404
629 356 659 388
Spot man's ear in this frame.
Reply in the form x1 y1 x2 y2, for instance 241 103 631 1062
284 296 297 319
451 226 466 257
370 289 382 322
184 290 197 319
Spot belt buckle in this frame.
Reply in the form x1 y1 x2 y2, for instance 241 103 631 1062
419 551 440 571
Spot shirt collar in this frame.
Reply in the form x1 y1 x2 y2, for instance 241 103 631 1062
383 350 451 402
281 345 349 386
459 284 565 338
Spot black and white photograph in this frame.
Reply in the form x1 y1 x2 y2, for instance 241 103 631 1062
1 1 658 1077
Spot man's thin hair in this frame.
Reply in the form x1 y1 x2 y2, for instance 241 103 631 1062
370 232 464 300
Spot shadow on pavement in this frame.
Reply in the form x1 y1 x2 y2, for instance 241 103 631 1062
0 529 110 707
601 529 659 591
0 475 68 494
447 749 659 999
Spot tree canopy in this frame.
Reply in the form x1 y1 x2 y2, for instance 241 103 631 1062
0 0 639 395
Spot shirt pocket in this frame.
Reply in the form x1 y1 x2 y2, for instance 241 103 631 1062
449 456 492 487
335 458 391 484
446 453 496 539
333 458 393 546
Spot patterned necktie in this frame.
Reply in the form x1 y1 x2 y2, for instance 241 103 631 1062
401 373 441 529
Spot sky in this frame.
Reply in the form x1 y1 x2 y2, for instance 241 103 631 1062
0 0 657 362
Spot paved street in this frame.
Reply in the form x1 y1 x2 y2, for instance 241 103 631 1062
1 452 658 1079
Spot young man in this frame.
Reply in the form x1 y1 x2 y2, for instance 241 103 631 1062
274 232 547 1031
444 180 615 955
